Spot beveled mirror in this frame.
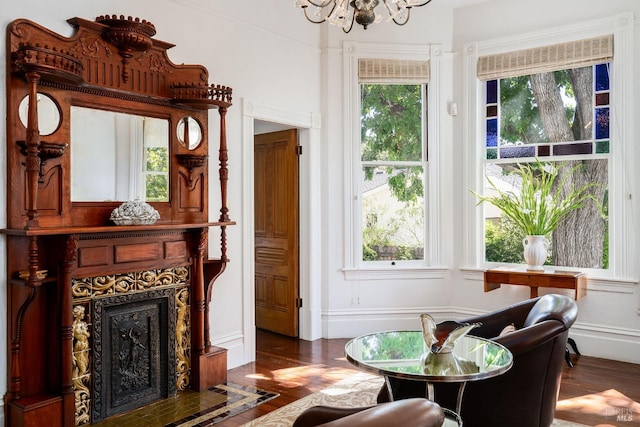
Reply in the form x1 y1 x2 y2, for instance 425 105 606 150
70 106 169 202
177 116 202 150
18 93 61 135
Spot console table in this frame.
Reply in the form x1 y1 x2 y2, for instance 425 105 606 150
484 267 587 300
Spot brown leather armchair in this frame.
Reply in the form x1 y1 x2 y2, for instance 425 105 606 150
292 398 445 427
378 294 578 427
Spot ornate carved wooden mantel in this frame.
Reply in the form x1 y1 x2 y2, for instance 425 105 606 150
3 15 234 427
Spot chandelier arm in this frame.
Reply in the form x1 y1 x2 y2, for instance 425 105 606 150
341 13 356 33
392 7 411 25
382 0 410 25
302 6 328 24
307 0 335 7
409 0 433 7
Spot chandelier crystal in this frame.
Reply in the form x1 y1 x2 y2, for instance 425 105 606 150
295 0 433 33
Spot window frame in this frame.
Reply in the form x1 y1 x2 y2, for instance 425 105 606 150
462 13 636 282
342 42 446 280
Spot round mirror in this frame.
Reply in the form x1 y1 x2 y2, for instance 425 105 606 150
19 93 61 136
177 116 202 150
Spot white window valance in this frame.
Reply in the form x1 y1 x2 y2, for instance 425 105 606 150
477 34 613 81
359 58 430 83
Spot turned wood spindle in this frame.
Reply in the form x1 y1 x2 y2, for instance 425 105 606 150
218 106 229 223
25 72 42 228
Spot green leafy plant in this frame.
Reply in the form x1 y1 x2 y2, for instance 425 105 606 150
473 161 602 236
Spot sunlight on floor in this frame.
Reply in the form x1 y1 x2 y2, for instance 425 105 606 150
255 364 360 388
246 373 271 380
556 389 639 425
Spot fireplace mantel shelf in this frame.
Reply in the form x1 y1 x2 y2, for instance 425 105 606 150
1 221 236 237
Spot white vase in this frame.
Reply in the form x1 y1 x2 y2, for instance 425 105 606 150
522 235 549 271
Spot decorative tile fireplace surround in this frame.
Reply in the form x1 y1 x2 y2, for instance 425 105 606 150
72 267 188 424
3 15 234 427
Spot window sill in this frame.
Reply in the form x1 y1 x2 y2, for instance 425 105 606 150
343 266 449 281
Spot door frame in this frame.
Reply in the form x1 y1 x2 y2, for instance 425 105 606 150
241 98 322 363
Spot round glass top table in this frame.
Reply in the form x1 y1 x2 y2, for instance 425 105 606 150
345 331 513 426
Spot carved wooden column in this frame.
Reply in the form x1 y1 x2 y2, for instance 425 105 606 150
218 106 229 224
24 72 41 228
193 229 207 358
61 236 78 427
194 228 227 391
218 107 229 264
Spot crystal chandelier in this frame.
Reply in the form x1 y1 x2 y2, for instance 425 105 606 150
295 0 433 33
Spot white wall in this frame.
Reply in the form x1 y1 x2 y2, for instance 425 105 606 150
316 0 640 368
1 1 640 424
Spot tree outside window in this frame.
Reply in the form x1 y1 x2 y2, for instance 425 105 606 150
482 64 609 269
143 118 169 202
361 84 427 262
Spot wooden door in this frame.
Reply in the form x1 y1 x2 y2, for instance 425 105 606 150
254 129 299 337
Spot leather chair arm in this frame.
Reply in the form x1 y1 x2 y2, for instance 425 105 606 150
462 298 540 338
292 398 445 427
292 405 377 427
492 319 566 356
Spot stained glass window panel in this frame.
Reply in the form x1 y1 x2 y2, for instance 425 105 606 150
486 80 497 104
595 107 610 140
596 140 610 154
499 146 535 158
595 63 610 91
553 142 593 156
486 119 498 148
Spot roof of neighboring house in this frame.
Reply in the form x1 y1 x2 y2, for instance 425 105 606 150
363 168 405 194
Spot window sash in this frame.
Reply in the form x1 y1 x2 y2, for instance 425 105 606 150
359 82 428 263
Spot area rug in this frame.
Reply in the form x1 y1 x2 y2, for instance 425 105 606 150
164 383 279 427
241 373 588 427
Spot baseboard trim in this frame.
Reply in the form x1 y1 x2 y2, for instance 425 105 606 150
211 332 245 369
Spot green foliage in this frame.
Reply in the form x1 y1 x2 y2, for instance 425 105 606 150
500 76 545 144
485 219 525 263
145 147 168 202
363 204 398 246
362 245 378 261
499 71 575 145
361 84 424 202
485 218 553 265
474 161 603 236
146 175 168 201
146 147 168 172
361 193 424 261
360 332 423 361
396 246 413 260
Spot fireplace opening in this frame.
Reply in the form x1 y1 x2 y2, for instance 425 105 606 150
91 288 177 422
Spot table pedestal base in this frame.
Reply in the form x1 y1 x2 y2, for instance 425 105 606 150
443 408 463 426
384 377 464 426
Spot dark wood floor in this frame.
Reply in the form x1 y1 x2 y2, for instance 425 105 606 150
220 330 640 427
